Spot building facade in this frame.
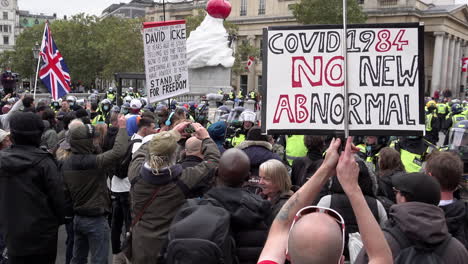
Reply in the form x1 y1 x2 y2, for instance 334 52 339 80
363 0 468 98
145 0 468 98
18 11 56 33
101 0 154 19
0 0 19 53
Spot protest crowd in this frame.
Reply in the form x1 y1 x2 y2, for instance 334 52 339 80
0 85 466 264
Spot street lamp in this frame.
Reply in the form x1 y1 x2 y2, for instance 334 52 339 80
32 42 40 59
32 41 40 97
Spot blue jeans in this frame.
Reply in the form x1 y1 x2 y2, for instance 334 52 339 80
71 215 109 264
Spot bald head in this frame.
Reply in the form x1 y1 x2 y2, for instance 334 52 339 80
288 213 343 264
185 136 202 156
218 148 250 187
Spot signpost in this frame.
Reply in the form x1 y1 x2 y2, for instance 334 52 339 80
261 23 425 136
143 20 190 103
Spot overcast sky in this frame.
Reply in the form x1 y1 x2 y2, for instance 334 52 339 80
18 0 129 18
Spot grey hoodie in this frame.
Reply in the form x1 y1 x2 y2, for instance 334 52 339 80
355 202 468 263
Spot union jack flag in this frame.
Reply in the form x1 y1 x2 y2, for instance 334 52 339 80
39 22 71 100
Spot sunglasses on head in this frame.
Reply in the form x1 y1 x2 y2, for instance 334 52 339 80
286 206 346 264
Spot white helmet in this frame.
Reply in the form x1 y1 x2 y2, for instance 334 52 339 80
108 87 114 92
240 110 256 123
128 87 134 92
130 98 142 109
66 95 77 103
124 95 132 103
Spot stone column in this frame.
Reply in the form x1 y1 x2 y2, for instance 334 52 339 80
431 32 446 96
452 38 461 95
446 35 456 91
454 40 463 95
440 34 450 90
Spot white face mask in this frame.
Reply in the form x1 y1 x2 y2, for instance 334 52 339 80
6 70 11 73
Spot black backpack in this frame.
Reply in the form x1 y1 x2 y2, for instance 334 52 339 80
162 198 238 264
385 225 452 264
115 138 142 179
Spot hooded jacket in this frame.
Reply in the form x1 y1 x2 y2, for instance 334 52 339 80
440 200 468 248
40 120 58 152
236 140 281 176
61 127 128 216
204 186 271 264
355 202 468 263
128 138 220 264
0 145 66 256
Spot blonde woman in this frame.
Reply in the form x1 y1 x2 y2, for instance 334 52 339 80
259 159 294 225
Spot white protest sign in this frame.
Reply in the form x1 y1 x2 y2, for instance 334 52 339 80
143 20 189 103
262 23 425 136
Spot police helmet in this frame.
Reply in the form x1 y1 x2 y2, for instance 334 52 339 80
452 103 463 114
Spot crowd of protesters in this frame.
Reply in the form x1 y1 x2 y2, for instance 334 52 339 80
0 89 467 264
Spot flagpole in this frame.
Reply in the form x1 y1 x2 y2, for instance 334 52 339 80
33 22 47 99
342 0 349 138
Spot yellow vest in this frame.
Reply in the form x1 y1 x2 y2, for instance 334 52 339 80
400 148 423 173
231 134 246 147
425 113 435 132
285 135 308 166
437 103 447 114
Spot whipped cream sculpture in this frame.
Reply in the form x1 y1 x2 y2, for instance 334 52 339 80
186 0 235 69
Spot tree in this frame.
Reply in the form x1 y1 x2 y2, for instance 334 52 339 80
10 14 144 89
0 50 15 70
291 0 367 25
232 41 260 75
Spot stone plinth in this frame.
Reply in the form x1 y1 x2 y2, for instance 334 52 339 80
188 66 232 95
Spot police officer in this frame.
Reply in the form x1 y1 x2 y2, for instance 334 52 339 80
437 100 449 128
50 100 61 113
389 136 437 173
66 95 81 111
106 87 117 104
92 99 112 125
230 110 255 147
249 90 257 101
425 100 440 145
228 89 235 101
284 135 308 167
237 90 244 100
444 103 466 145
124 87 141 99
355 136 387 169
446 120 468 200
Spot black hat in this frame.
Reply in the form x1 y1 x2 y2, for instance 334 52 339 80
392 172 441 206
10 112 45 136
246 126 267 142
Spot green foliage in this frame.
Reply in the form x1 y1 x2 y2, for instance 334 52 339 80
7 14 144 88
0 50 15 70
292 0 367 25
232 41 260 75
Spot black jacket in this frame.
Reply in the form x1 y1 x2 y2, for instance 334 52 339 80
204 186 271 264
0 145 66 256
61 128 128 216
356 202 468 264
440 200 468 249
178 155 204 169
291 150 323 186
236 141 282 176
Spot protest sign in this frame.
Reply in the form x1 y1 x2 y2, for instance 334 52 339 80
143 20 189 103
261 23 425 136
